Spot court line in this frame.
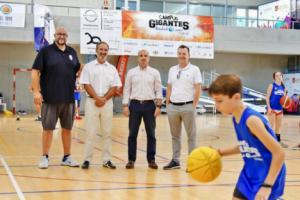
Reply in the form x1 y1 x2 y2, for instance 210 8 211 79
0 173 192 186
0 155 26 200
0 183 234 195
0 182 299 196
1 172 300 187
73 126 170 161
72 136 125 162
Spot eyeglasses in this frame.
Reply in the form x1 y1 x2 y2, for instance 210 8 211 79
56 33 68 37
177 70 181 79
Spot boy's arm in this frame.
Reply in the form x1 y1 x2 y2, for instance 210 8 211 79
247 116 285 185
218 145 240 157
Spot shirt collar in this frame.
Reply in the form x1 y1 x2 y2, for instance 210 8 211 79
53 42 70 52
138 65 149 71
95 60 109 66
177 63 191 71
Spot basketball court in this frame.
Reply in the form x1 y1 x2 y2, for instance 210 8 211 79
0 114 299 199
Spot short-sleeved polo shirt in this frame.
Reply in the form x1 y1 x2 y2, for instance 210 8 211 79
167 63 202 102
32 43 81 104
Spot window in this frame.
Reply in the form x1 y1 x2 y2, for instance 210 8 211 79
116 0 137 10
212 5 225 25
140 0 163 12
236 8 246 27
248 9 258 27
165 2 187 14
189 4 210 16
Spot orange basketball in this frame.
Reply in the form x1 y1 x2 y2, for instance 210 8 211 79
279 95 291 109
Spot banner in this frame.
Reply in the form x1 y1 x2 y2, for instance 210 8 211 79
80 9 214 59
114 55 129 96
0 3 25 27
80 9 122 55
34 4 55 51
283 73 300 114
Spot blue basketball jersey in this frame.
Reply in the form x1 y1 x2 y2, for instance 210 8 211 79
232 107 286 200
269 83 285 110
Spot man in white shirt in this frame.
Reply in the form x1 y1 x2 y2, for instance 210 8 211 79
79 41 122 169
123 49 163 169
163 45 202 170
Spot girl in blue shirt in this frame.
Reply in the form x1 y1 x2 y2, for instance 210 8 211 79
208 74 286 200
266 72 288 148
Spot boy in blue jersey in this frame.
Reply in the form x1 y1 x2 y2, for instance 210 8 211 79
208 74 286 200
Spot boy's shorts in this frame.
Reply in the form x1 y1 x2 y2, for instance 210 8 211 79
233 186 247 200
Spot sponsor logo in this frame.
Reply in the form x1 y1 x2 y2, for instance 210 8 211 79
1 4 12 14
83 9 98 22
148 14 189 30
85 32 101 44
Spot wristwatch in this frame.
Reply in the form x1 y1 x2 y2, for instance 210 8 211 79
261 183 273 188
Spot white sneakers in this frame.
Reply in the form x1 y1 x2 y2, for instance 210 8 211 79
38 156 49 169
38 155 79 169
61 156 80 167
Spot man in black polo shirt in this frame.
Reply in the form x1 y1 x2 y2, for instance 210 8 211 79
31 27 81 169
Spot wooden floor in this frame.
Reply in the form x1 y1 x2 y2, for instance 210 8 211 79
0 114 300 200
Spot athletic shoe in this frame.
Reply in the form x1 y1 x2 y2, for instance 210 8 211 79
81 160 90 169
61 156 80 167
103 160 116 169
163 160 180 170
38 156 49 169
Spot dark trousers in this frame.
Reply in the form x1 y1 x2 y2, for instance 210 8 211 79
128 101 156 163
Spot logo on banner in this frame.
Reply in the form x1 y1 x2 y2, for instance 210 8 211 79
85 32 101 44
0 4 12 14
149 15 189 31
152 50 158 55
83 9 98 22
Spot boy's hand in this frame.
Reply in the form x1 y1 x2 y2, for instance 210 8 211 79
208 146 223 157
255 187 271 200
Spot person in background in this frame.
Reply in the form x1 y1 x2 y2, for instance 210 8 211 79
266 71 288 148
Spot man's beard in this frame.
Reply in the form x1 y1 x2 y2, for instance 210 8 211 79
56 39 66 45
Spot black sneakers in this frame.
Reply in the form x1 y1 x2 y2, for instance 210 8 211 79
163 160 180 170
103 160 116 169
81 160 90 169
